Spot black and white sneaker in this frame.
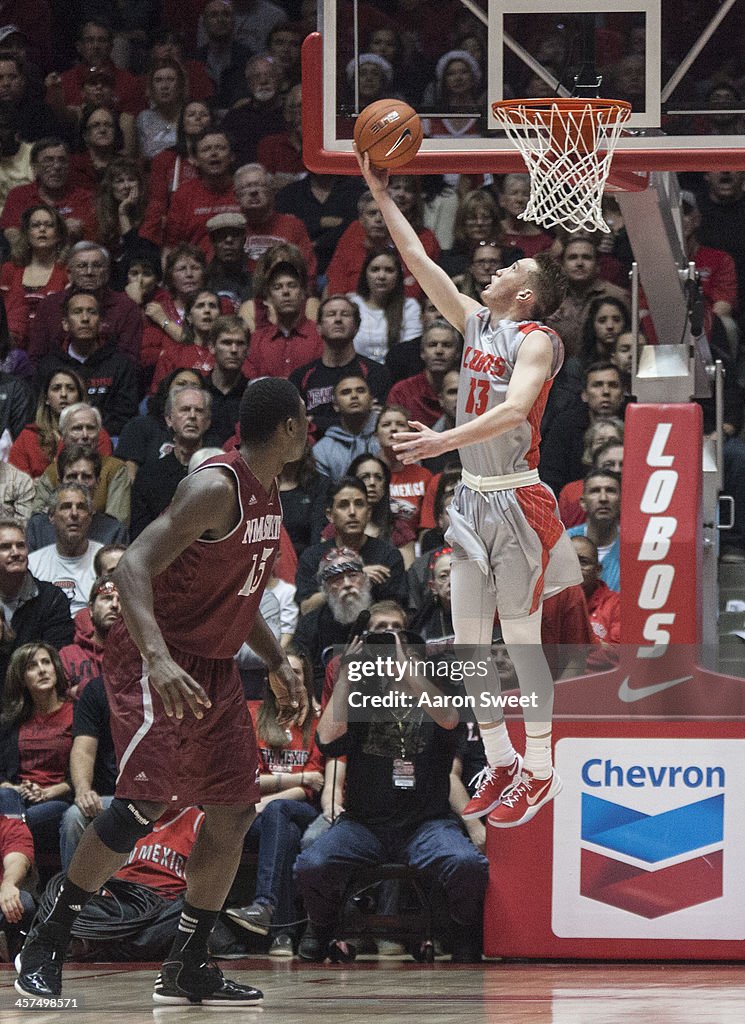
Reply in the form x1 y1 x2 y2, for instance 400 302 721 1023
14 920 68 997
225 901 273 935
153 955 263 1006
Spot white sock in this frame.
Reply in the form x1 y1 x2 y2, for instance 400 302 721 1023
480 721 517 767
523 725 552 779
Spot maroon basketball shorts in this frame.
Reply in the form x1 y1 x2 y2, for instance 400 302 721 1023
103 621 260 808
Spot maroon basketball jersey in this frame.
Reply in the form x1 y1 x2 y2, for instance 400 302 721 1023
152 449 282 659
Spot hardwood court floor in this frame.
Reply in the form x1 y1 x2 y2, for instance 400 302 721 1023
3 958 745 1023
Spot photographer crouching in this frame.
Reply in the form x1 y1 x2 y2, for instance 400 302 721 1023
294 612 488 963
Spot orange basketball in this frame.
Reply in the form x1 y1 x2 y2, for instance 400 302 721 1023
354 99 423 170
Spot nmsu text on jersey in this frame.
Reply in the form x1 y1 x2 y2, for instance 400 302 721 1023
241 514 282 545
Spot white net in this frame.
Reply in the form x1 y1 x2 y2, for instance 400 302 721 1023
491 100 632 234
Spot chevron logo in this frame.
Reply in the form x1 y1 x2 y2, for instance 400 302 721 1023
580 793 724 918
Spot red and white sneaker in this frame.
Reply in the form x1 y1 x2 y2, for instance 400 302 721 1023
461 755 523 819
487 769 562 828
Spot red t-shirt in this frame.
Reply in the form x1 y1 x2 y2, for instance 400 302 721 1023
0 816 35 882
586 580 621 645
57 64 146 116
0 182 96 238
558 478 586 528
389 463 432 530
9 424 112 479
243 318 323 380
388 372 442 428
17 701 74 789
163 177 240 254
243 211 317 291
152 449 282 659
248 701 324 801
501 231 555 258
326 220 441 301
114 807 203 898
256 134 305 176
540 586 593 646
0 262 68 348
150 341 214 394
141 152 201 246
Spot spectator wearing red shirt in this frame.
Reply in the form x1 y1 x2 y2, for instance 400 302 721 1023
0 203 68 350
60 575 122 700
256 84 305 192
0 643 73 865
376 405 432 532
9 368 112 480
140 245 207 373
51 20 145 116
388 320 462 429
226 649 322 956
1 138 95 248
141 101 215 247
162 131 240 256
244 261 323 380
326 189 440 302
150 289 220 394
571 535 620 646
235 162 317 291
28 242 143 367
682 189 738 317
0 812 36 961
148 30 215 104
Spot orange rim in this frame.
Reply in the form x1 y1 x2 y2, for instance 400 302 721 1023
492 97 632 127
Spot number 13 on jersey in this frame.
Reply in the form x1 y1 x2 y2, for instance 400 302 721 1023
465 377 489 416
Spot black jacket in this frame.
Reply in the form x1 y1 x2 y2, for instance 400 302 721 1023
36 342 138 436
0 573 75 688
0 373 34 441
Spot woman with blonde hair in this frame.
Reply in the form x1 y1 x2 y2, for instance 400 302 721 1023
440 189 518 277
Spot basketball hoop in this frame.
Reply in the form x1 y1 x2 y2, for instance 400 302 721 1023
491 98 633 234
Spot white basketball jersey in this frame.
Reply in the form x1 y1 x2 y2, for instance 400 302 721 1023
455 309 564 478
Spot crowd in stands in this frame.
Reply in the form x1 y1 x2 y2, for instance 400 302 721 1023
0 0 744 966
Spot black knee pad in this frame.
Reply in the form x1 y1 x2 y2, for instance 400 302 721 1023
92 798 156 854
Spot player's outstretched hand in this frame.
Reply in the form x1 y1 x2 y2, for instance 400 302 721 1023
353 145 389 195
269 660 309 728
392 421 447 464
149 655 212 720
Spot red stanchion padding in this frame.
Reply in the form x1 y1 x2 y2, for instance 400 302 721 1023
619 404 702 648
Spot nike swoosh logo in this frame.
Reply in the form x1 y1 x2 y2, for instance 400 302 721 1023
526 776 554 805
617 675 693 703
385 129 412 157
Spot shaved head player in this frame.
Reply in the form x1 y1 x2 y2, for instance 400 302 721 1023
16 378 310 1007
356 150 581 831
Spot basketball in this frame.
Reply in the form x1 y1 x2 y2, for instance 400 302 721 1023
354 99 423 170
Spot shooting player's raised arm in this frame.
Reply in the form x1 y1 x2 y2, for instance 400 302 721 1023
355 149 480 334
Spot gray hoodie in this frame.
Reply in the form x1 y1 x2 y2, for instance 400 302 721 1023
312 414 380 481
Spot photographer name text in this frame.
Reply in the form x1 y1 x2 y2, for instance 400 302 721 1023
348 690 538 710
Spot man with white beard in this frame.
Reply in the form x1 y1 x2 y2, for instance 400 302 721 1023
293 548 372 701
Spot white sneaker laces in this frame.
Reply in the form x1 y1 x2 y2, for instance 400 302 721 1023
469 765 496 793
